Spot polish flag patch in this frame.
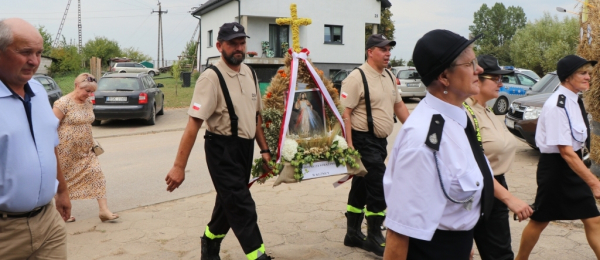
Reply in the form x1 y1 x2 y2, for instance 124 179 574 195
341 92 348 99
192 103 201 110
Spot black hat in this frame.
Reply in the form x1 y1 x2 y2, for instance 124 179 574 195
366 34 396 50
557 55 597 82
477 55 513 75
412 29 481 86
217 22 250 41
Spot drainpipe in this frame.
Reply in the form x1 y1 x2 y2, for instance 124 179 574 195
238 0 241 23
192 14 201 72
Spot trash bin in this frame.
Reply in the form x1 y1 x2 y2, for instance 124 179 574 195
181 72 191 87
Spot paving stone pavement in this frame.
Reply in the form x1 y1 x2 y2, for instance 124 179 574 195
68 117 599 259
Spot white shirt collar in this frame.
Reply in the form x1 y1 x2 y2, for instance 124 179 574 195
556 85 579 102
424 92 468 129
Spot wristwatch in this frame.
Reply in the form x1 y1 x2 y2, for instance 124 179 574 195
260 149 271 154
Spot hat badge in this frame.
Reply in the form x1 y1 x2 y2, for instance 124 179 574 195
429 133 438 145
233 26 239 32
382 35 387 40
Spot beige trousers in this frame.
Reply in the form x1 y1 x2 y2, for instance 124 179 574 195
0 199 67 260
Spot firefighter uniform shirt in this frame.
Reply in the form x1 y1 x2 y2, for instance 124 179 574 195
383 93 491 241
188 59 262 139
340 63 402 138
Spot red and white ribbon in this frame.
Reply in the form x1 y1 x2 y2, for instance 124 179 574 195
276 48 346 163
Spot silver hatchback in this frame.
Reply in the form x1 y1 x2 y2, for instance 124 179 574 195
394 66 425 99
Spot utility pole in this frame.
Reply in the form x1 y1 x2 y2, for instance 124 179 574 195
152 1 167 68
77 0 82 53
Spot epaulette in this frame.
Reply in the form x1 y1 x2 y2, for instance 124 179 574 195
557 94 566 108
425 114 445 151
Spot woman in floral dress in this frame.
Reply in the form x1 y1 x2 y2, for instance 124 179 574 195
52 73 118 222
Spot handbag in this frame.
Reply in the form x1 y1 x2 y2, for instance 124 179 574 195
92 139 104 156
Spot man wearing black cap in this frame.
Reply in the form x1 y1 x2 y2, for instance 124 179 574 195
340 33 409 256
383 29 495 259
165 22 272 260
515 55 600 259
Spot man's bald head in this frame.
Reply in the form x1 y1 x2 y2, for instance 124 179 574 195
0 18 42 52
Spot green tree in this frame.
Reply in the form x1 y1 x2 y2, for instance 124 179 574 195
37 25 53 56
82 36 121 67
407 59 414 67
469 3 526 65
365 8 395 41
510 13 578 76
180 40 197 69
389 56 404 67
121 47 152 62
49 44 83 75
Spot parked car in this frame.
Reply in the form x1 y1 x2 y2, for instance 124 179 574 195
505 91 591 166
502 66 541 80
485 71 539 115
110 62 160 77
331 69 353 93
34 74 63 107
524 71 561 97
92 73 164 125
394 66 425 99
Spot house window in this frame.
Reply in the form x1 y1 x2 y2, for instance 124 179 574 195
324 25 343 44
208 30 213 48
269 24 289 58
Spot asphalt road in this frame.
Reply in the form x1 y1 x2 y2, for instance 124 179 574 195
72 98 531 221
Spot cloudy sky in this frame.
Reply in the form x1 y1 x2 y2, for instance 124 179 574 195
1 0 580 64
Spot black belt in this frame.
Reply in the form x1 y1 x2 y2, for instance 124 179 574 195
3 205 46 219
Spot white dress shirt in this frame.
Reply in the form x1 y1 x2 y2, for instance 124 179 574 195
383 93 492 241
535 86 586 154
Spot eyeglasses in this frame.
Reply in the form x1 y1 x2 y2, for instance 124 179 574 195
82 76 96 83
479 75 502 83
451 59 478 73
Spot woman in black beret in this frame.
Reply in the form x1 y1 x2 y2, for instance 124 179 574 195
515 55 600 259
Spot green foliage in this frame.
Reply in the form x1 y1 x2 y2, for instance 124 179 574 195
171 60 181 81
365 8 395 41
191 70 200 83
407 59 414 67
390 56 405 67
181 40 197 69
49 45 83 75
261 108 284 153
82 36 121 67
510 13 578 76
37 25 53 56
469 3 526 65
121 47 152 62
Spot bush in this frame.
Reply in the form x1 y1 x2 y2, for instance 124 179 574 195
191 70 200 83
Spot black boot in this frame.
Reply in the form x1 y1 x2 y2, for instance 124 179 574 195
344 212 366 248
255 254 272 260
364 215 386 256
201 236 223 260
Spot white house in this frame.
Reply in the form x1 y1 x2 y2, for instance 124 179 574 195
191 0 391 80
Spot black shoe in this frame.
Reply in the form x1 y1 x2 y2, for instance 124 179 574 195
364 215 386 257
344 212 367 248
201 236 223 260
256 254 273 260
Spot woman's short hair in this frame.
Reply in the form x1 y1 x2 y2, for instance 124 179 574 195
74 73 98 91
563 63 593 84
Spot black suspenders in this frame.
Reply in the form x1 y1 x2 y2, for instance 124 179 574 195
206 65 258 137
355 68 397 135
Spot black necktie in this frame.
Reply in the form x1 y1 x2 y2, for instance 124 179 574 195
464 116 494 219
578 97 591 150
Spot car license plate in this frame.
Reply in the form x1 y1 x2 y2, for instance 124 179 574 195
407 83 420 87
506 118 515 129
107 97 127 102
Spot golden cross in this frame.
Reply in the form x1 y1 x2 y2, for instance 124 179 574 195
276 4 312 53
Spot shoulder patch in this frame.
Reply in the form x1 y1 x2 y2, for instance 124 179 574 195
425 114 445 151
557 94 566 108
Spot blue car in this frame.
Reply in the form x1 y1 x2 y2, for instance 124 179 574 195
486 71 539 115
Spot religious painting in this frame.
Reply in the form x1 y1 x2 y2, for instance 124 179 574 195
287 89 326 137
